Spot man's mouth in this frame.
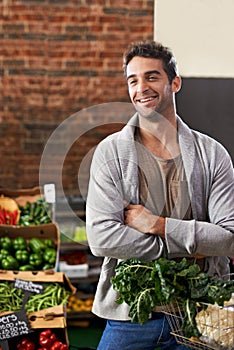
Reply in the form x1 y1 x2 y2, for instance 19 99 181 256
137 96 157 103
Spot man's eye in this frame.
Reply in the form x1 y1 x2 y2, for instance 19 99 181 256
148 75 157 81
129 79 137 85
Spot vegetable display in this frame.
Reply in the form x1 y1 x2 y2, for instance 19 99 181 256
0 236 57 271
67 295 93 312
18 198 52 226
17 338 35 350
15 330 68 350
0 196 20 225
0 281 70 313
0 196 52 226
111 258 234 339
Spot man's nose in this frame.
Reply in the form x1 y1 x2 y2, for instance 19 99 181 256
137 79 149 93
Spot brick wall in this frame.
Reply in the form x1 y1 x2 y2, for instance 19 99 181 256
1 0 154 196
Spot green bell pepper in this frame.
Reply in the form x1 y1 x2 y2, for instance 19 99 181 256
0 237 12 251
15 249 29 264
0 248 10 261
12 237 27 251
29 238 45 253
44 238 56 249
29 253 43 267
44 248 57 264
2 255 19 270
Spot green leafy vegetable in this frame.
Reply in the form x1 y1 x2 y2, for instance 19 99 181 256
111 258 234 339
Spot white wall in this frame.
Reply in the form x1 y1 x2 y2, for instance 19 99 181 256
154 0 234 77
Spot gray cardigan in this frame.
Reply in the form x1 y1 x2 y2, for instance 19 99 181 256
86 114 234 320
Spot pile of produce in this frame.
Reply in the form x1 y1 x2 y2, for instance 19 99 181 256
0 329 68 350
0 195 20 225
67 295 93 312
195 295 234 348
111 258 234 340
0 281 71 313
0 196 52 226
0 236 57 271
18 198 52 226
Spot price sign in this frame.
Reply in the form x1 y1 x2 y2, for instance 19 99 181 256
0 310 31 341
14 279 44 294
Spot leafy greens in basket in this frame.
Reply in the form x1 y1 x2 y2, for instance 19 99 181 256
111 258 234 339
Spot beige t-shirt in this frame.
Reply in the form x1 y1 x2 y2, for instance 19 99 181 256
135 130 205 274
135 131 192 221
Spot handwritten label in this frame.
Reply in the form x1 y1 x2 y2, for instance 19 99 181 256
0 311 31 341
14 279 44 294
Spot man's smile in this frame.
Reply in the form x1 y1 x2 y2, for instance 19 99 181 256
136 95 158 104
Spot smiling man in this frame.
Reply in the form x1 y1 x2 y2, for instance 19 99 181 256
86 41 234 350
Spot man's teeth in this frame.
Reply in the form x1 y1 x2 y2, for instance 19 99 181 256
139 97 154 103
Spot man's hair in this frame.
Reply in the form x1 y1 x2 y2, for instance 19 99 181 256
123 40 178 84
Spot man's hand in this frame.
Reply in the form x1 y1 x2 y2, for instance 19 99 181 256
124 204 165 238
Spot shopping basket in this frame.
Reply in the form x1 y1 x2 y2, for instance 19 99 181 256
162 297 234 350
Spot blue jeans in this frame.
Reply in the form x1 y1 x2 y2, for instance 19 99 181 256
97 313 189 350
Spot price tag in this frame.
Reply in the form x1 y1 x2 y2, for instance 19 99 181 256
0 310 31 341
14 279 44 294
44 183 56 204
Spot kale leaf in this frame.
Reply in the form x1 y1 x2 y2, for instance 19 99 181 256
111 257 234 339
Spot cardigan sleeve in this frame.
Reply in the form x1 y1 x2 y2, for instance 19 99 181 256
86 139 165 260
165 143 234 258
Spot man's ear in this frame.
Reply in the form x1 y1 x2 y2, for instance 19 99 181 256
172 76 182 93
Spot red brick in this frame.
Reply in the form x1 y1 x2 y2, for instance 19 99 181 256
2 0 154 191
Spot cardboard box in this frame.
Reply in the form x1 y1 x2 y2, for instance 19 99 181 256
0 271 75 347
7 324 69 349
28 304 67 328
0 222 60 271
0 185 55 223
0 269 76 291
0 270 76 316
0 186 42 206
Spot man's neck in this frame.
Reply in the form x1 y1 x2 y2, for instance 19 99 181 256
138 114 180 159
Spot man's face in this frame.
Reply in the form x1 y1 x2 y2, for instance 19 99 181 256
126 56 179 119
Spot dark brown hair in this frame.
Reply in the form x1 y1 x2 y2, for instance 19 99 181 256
123 40 178 84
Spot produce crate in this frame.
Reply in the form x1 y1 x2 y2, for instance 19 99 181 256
5 326 69 349
0 269 76 290
0 271 75 349
28 304 67 328
0 270 76 316
162 296 234 350
0 222 60 271
0 186 43 207
0 185 55 225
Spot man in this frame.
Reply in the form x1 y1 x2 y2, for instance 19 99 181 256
86 40 234 350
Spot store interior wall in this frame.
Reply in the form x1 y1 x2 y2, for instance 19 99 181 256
1 0 154 195
1 0 233 199
154 0 234 161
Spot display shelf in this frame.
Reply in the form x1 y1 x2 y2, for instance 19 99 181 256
67 311 96 320
60 240 102 322
60 241 89 252
69 274 100 285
